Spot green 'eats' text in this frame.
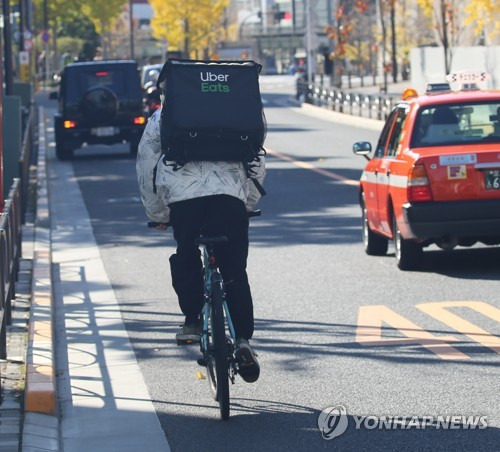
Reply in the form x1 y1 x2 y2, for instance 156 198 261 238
200 72 230 93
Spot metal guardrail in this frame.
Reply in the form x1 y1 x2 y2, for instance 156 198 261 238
296 79 399 121
0 180 22 359
1 107 33 398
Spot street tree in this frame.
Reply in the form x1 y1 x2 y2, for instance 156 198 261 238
33 0 88 71
80 0 128 58
149 0 229 59
417 0 462 73
464 0 500 44
324 0 369 88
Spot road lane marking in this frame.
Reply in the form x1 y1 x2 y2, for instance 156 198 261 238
356 305 469 360
416 301 500 354
266 148 359 186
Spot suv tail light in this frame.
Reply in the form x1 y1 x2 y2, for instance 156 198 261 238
407 163 433 202
133 116 146 125
63 120 77 129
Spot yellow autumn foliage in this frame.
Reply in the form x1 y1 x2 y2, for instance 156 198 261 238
464 0 500 39
418 0 498 41
149 0 229 57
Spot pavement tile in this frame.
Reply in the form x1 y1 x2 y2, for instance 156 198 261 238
23 413 59 429
22 433 59 451
22 422 58 439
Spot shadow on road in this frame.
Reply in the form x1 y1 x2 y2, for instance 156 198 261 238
154 399 499 452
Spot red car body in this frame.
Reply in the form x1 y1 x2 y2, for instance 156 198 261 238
354 88 500 269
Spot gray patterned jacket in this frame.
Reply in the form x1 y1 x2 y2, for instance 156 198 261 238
136 109 266 223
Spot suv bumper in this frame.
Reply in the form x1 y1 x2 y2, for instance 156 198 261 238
55 116 145 148
402 199 500 239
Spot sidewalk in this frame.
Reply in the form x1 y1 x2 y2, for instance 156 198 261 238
1 99 170 451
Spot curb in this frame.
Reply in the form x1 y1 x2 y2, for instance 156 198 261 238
299 102 385 131
23 107 59 450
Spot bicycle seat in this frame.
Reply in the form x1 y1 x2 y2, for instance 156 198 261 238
195 236 228 246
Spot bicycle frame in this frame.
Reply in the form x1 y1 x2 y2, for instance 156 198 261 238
199 244 236 362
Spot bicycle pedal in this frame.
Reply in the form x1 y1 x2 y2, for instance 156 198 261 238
197 358 207 366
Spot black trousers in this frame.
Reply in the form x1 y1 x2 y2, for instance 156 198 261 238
169 195 254 340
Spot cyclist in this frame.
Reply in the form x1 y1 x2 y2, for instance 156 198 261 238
136 109 265 383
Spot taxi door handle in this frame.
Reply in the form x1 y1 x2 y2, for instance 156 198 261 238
385 169 390 176
374 169 378 175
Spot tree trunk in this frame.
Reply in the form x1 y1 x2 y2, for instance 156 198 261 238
378 0 388 92
390 2 397 83
440 0 450 73
184 19 190 58
53 20 58 74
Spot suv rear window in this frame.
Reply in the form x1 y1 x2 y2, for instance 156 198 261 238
63 66 139 102
411 101 500 147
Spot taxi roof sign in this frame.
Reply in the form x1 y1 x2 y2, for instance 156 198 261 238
445 70 491 84
425 83 451 93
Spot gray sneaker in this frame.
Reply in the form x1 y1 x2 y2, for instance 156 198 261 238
176 322 201 344
235 338 260 383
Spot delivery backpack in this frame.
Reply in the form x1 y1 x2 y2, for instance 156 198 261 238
155 58 266 194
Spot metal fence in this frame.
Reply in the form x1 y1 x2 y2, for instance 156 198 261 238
0 108 34 395
19 110 34 224
296 79 400 121
0 180 22 359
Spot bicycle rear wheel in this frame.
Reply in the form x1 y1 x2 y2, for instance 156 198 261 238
210 281 230 420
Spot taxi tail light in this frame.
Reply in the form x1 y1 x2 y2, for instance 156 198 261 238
407 163 433 202
133 116 146 125
63 120 77 129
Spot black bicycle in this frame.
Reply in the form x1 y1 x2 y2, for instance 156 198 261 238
195 234 233 419
148 210 260 420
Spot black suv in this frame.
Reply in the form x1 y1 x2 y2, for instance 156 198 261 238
53 60 146 160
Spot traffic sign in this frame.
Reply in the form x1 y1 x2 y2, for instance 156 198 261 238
19 51 30 65
42 31 50 44
19 51 30 82
20 65 30 82
24 38 33 51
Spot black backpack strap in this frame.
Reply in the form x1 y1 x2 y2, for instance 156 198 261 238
152 155 162 194
251 177 266 197
243 160 266 196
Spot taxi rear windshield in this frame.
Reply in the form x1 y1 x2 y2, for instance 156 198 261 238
411 101 500 147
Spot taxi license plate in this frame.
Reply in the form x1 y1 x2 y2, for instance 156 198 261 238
91 127 117 137
484 169 500 190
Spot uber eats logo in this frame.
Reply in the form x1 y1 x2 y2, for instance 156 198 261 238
200 71 230 93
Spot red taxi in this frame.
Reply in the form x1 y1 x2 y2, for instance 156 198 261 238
353 75 500 270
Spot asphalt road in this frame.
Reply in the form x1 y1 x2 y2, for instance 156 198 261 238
44 76 499 451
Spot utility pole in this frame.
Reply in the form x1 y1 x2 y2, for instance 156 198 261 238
19 0 25 51
129 0 135 60
377 0 388 93
0 35 3 207
43 0 49 87
3 0 14 95
260 0 267 32
305 0 312 82
390 1 397 83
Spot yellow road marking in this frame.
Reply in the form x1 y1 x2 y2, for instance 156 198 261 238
356 305 468 360
417 301 500 354
356 301 500 360
266 148 359 186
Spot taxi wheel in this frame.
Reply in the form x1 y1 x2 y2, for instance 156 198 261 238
392 215 423 270
361 194 388 256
